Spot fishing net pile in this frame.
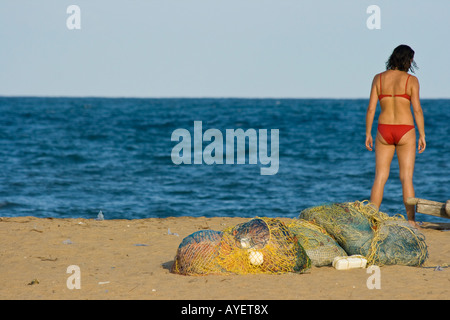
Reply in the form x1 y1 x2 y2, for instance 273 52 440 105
299 200 428 266
171 217 311 275
171 201 428 276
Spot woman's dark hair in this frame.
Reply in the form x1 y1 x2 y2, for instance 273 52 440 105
386 44 418 73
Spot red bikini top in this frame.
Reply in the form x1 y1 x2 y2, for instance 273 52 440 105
378 73 411 101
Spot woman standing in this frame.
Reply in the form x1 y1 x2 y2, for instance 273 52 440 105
365 45 426 227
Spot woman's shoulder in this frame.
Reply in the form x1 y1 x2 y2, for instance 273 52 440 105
372 72 383 82
374 70 389 79
408 74 419 85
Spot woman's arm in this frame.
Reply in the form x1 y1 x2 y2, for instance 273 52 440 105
365 75 379 151
410 75 426 153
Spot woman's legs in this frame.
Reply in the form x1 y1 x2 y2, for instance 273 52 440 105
395 129 417 226
370 132 396 209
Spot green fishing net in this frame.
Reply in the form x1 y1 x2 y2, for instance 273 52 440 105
299 200 428 266
287 219 347 267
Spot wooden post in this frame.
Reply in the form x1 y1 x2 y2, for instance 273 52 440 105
406 197 450 219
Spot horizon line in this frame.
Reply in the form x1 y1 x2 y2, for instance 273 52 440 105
1 95 448 100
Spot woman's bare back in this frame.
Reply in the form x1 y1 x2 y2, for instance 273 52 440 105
376 70 415 125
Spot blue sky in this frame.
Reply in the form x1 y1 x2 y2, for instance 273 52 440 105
1 0 449 98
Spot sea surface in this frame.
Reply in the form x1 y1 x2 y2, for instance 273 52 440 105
0 97 448 222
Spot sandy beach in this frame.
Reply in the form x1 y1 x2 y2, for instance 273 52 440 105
0 215 448 300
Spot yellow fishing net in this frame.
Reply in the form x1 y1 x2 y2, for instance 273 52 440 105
217 217 311 274
171 217 311 275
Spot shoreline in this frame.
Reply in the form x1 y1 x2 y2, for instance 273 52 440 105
0 215 448 300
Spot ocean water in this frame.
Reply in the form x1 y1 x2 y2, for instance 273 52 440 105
0 97 448 222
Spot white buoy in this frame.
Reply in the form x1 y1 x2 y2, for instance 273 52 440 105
332 255 367 270
248 250 264 266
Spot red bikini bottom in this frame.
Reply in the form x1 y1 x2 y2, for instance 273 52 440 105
377 124 415 145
